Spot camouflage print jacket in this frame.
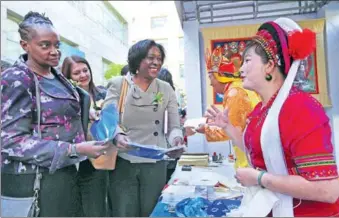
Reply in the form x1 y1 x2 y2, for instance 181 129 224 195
1 54 86 174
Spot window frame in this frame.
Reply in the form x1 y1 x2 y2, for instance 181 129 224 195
150 16 167 30
179 63 185 78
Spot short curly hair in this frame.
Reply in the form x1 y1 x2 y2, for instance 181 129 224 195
128 39 166 75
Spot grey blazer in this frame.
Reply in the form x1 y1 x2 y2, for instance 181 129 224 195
103 73 183 149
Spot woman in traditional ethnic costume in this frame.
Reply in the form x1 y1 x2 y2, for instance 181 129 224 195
196 50 261 169
206 17 339 217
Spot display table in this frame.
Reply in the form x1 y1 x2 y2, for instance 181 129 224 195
150 160 243 217
168 160 236 185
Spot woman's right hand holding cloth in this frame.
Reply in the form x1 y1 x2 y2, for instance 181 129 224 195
69 134 132 159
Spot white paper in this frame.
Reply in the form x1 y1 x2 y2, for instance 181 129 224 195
164 109 168 134
184 117 207 129
162 185 196 194
188 171 221 186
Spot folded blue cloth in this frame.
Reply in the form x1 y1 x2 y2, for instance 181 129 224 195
206 199 241 217
173 197 241 217
90 103 119 141
150 202 178 217
175 197 210 217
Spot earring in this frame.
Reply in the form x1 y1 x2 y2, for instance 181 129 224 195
265 74 272 81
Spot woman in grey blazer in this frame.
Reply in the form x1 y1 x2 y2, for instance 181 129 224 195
103 39 184 217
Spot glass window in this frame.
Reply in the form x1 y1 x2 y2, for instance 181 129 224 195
179 37 184 52
70 1 128 45
70 1 85 14
4 17 24 62
102 59 112 76
179 64 184 78
155 39 168 54
58 39 84 67
94 3 104 24
151 16 167 29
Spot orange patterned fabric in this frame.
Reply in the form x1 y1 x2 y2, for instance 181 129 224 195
204 81 260 168
205 81 260 142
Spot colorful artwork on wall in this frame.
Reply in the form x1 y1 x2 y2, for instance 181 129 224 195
295 53 319 94
209 38 320 104
202 19 330 107
210 38 250 104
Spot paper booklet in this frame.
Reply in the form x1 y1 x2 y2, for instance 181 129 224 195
125 142 186 160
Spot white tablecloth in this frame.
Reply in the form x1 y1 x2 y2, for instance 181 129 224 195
168 160 236 185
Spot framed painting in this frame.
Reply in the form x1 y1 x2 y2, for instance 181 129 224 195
202 18 330 108
211 40 320 104
296 53 319 94
210 37 251 104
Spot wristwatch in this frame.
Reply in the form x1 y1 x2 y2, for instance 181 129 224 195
69 143 78 159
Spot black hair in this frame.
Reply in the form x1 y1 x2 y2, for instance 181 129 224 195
18 11 54 41
127 39 166 75
158 68 175 91
121 65 129 76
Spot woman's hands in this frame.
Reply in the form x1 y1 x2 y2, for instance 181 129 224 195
113 133 132 152
195 123 206 134
166 137 185 159
74 134 132 159
74 141 110 159
185 127 196 136
205 105 243 145
205 105 230 129
172 136 184 147
90 100 105 121
235 168 261 187
89 108 100 121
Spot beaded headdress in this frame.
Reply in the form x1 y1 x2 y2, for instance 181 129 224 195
253 21 316 75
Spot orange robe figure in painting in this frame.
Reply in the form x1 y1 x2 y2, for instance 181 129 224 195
203 48 261 168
